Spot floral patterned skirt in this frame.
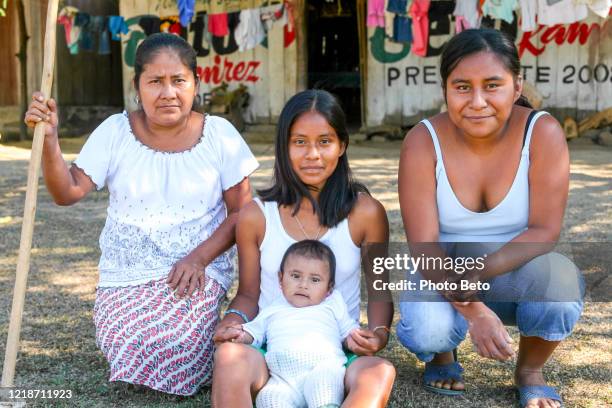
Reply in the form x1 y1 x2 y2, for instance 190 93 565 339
93 276 225 395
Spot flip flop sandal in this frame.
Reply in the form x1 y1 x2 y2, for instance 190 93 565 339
517 385 563 408
422 360 465 396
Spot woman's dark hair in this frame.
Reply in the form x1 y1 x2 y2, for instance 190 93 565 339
440 28 532 108
258 89 368 228
280 240 336 287
133 32 198 92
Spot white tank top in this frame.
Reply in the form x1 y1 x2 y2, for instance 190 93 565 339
254 198 362 320
422 111 547 243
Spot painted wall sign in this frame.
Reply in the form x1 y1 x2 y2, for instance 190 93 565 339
119 0 297 122
366 10 612 127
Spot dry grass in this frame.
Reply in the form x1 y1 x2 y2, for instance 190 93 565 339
0 137 610 407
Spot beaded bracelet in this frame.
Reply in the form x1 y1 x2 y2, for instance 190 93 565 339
225 308 249 323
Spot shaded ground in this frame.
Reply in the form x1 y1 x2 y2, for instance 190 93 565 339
0 137 610 407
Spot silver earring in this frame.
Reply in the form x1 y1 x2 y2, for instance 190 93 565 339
134 95 140 105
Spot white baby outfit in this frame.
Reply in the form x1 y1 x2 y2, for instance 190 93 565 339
242 290 359 408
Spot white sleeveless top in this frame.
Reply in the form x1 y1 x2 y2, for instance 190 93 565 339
422 111 547 243
254 199 362 320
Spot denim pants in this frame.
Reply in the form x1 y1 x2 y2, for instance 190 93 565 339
396 252 584 362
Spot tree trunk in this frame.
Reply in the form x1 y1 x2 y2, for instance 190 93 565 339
16 0 29 141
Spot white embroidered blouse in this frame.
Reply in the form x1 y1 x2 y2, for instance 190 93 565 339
74 112 259 289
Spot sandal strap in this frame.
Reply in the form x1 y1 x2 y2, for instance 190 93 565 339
518 385 563 408
423 361 464 383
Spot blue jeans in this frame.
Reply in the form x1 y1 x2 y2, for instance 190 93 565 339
396 252 584 362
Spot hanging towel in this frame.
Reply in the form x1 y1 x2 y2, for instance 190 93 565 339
409 0 430 57
108 16 128 41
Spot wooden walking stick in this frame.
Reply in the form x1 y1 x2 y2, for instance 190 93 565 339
1 0 59 387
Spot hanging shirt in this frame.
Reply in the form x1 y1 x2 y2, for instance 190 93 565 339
58 6 80 55
208 13 229 36
261 3 286 31
453 0 481 29
409 0 430 57
537 0 588 25
235 8 266 52
387 0 409 13
574 0 611 17
482 0 517 24
393 15 413 42
519 0 537 31
178 0 195 27
108 16 128 41
367 0 385 27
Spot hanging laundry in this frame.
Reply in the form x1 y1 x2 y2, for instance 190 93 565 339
261 3 286 31
161 16 182 35
537 0 587 25
139 16 161 36
99 17 111 54
87 16 110 55
108 16 128 41
285 0 296 47
75 13 94 52
384 0 395 38
453 0 480 31
482 0 517 24
235 8 266 51
387 0 409 14
518 0 537 31
177 0 195 27
409 0 430 57
57 6 80 54
208 13 229 36
574 0 611 18
367 0 385 27
393 15 412 43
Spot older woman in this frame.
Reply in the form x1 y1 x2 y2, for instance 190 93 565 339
24 33 258 395
397 29 582 408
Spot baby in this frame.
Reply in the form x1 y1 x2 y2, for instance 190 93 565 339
229 239 359 408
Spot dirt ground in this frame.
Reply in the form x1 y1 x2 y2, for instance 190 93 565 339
0 137 610 407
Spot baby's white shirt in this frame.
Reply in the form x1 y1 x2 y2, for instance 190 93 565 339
243 290 359 358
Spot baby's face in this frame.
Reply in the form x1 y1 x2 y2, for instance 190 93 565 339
279 255 332 307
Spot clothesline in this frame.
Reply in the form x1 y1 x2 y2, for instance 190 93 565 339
368 0 611 51
57 2 292 56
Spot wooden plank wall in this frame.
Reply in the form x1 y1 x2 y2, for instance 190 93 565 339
0 0 19 105
366 10 612 127
119 0 298 123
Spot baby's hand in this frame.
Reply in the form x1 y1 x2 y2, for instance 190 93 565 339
226 324 254 344
345 328 388 356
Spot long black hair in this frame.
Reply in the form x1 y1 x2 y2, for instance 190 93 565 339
440 28 532 108
258 90 368 228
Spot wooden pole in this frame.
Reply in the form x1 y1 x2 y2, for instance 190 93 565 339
1 0 59 387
